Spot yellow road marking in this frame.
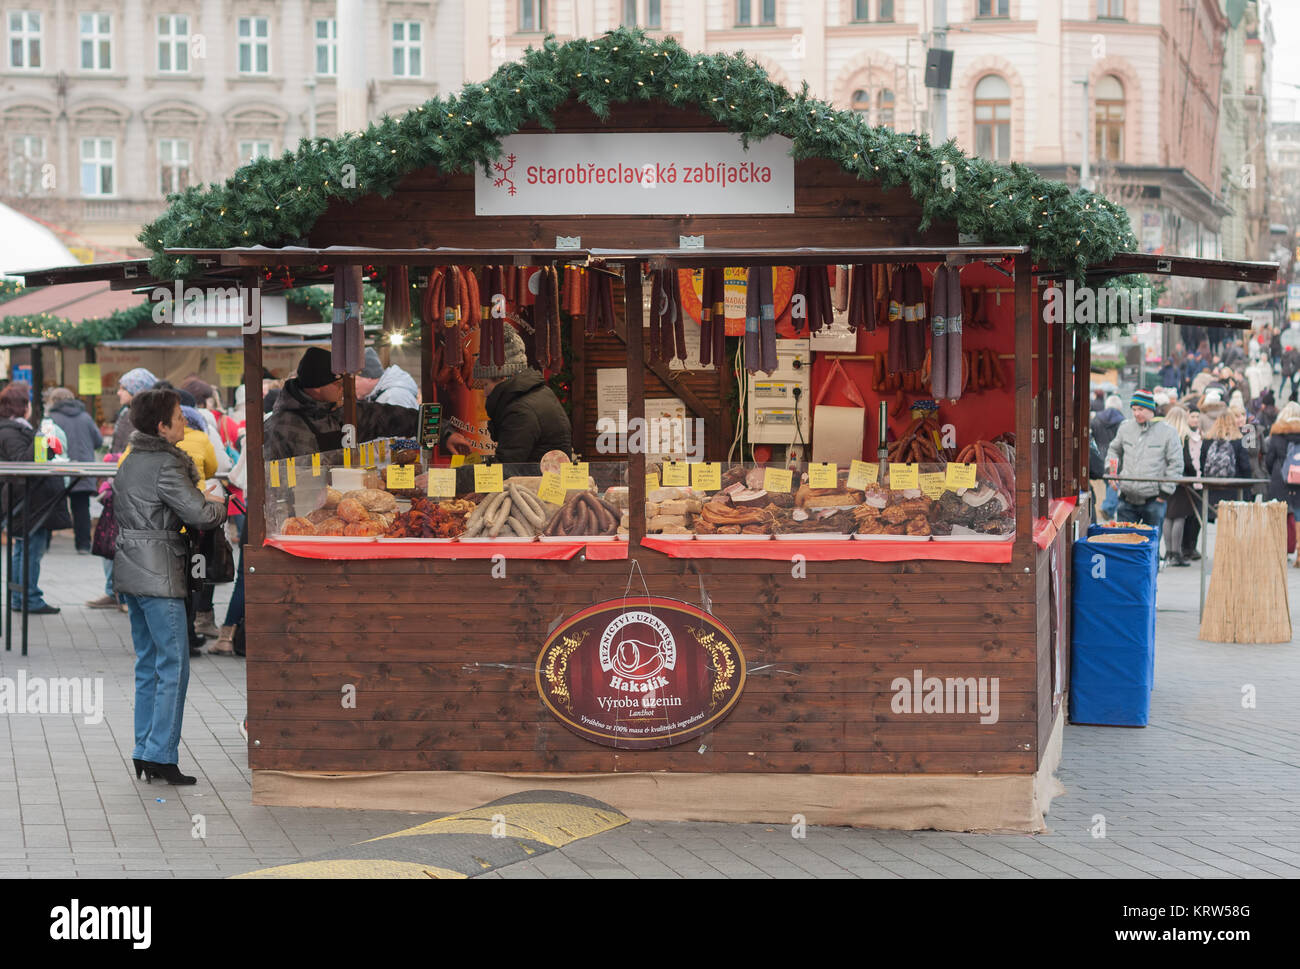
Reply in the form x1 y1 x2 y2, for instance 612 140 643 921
233 859 467 879
364 802 628 848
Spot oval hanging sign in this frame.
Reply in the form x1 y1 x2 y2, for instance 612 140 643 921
536 597 746 750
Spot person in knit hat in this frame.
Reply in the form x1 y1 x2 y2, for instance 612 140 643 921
111 367 158 452
1105 388 1183 531
443 324 571 464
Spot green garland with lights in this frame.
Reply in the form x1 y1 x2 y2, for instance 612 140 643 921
0 301 153 349
142 27 1139 338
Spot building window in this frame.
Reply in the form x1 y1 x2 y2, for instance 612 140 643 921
974 74 1011 161
158 138 190 195
79 13 112 71
879 0 895 19
392 21 421 77
157 14 190 73
519 0 545 32
238 140 272 164
80 137 115 196
8 11 41 69
8 135 45 194
622 0 662 27
851 88 894 129
1094 74 1124 162
237 17 269 75
736 0 777 26
977 0 1009 17
852 0 869 19
314 18 337 76
1097 0 1124 17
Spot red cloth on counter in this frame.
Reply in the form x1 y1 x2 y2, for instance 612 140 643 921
265 538 586 560
583 542 629 560
639 536 1014 563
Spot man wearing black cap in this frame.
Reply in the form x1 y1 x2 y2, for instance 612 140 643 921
263 347 417 461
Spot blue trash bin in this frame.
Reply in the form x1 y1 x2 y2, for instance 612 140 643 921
1070 527 1159 726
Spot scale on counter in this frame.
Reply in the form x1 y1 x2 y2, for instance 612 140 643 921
419 402 442 449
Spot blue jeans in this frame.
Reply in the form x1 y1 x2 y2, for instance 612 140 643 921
1116 497 1168 533
125 594 190 765
1101 483 1119 519
9 528 51 610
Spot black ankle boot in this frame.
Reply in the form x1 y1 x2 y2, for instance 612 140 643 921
145 762 197 785
133 758 148 780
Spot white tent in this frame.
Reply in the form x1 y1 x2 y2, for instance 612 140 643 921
0 202 77 278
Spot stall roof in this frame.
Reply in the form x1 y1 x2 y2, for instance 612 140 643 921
0 335 54 348
0 278 143 319
101 335 328 349
1143 308 1252 330
1042 251 1278 285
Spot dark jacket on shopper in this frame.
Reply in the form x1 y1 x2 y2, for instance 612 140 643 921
0 418 73 530
48 399 103 494
1090 407 1124 456
110 405 134 453
1165 437 1198 519
263 378 418 462
485 370 573 464
1199 434 1254 507
1263 416 1300 505
113 431 226 599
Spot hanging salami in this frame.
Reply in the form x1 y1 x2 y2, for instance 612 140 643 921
903 264 926 372
930 264 949 400
886 265 905 374
944 265 963 402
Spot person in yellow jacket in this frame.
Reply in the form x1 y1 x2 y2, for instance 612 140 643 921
119 417 216 484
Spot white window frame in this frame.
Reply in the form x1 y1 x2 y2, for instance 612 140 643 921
8 10 42 70
237 16 270 75
80 137 115 197
621 0 662 28
518 0 545 32
391 20 422 78
977 0 1010 17
238 139 272 164
736 0 777 26
79 12 113 72
314 18 337 77
157 14 190 73
8 134 46 194
158 137 190 195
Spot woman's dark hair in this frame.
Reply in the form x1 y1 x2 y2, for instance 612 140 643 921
129 388 180 437
0 381 31 420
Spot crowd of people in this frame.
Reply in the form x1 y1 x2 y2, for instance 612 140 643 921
1092 325 1300 566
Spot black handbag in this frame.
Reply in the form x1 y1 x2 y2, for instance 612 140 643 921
91 489 118 559
197 527 236 585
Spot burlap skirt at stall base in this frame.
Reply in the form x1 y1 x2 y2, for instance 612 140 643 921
1200 501 1291 644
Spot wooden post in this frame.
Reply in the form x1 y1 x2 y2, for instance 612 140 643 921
243 272 267 547
571 269 586 458
1014 254 1034 563
419 269 434 401
626 263 647 548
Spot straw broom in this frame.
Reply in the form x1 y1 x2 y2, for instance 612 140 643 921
1199 501 1292 643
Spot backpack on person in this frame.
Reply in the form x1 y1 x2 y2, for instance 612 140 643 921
1285 441 1300 486
1203 438 1236 479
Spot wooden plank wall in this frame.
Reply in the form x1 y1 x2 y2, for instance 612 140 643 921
245 548 1039 775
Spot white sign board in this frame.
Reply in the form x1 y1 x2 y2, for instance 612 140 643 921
475 133 794 216
1288 284 1300 311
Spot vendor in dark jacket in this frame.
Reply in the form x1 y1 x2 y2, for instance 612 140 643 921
0 382 73 614
263 347 418 462
443 324 572 466
46 387 103 553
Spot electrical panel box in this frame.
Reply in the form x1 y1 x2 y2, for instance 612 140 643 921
747 339 811 445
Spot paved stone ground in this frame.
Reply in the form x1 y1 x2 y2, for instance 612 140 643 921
2 525 1298 879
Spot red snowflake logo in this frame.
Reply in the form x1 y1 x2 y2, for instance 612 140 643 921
493 153 517 195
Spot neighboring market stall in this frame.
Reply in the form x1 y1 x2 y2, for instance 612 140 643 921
24 32 1278 831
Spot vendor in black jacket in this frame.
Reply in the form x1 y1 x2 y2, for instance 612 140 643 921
444 324 572 467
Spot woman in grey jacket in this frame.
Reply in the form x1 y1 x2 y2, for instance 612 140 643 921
115 389 226 785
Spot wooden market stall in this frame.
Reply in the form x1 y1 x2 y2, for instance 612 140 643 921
33 33 1279 831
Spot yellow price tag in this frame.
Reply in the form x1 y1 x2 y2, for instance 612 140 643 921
645 473 659 493
946 462 977 490
847 459 879 489
474 463 504 493
387 464 415 489
918 471 946 499
78 363 102 395
33 436 46 463
690 462 721 491
538 472 566 505
808 463 838 489
763 466 794 493
450 453 468 467
215 353 243 388
363 443 374 466
269 461 280 487
426 467 456 498
286 461 297 488
311 453 321 477
343 448 351 468
561 462 589 490
661 461 689 487
889 463 919 490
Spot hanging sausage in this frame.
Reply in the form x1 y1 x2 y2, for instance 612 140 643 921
745 267 777 374
903 264 926 372
930 264 949 400
945 265 963 401
886 265 905 374
332 265 364 375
